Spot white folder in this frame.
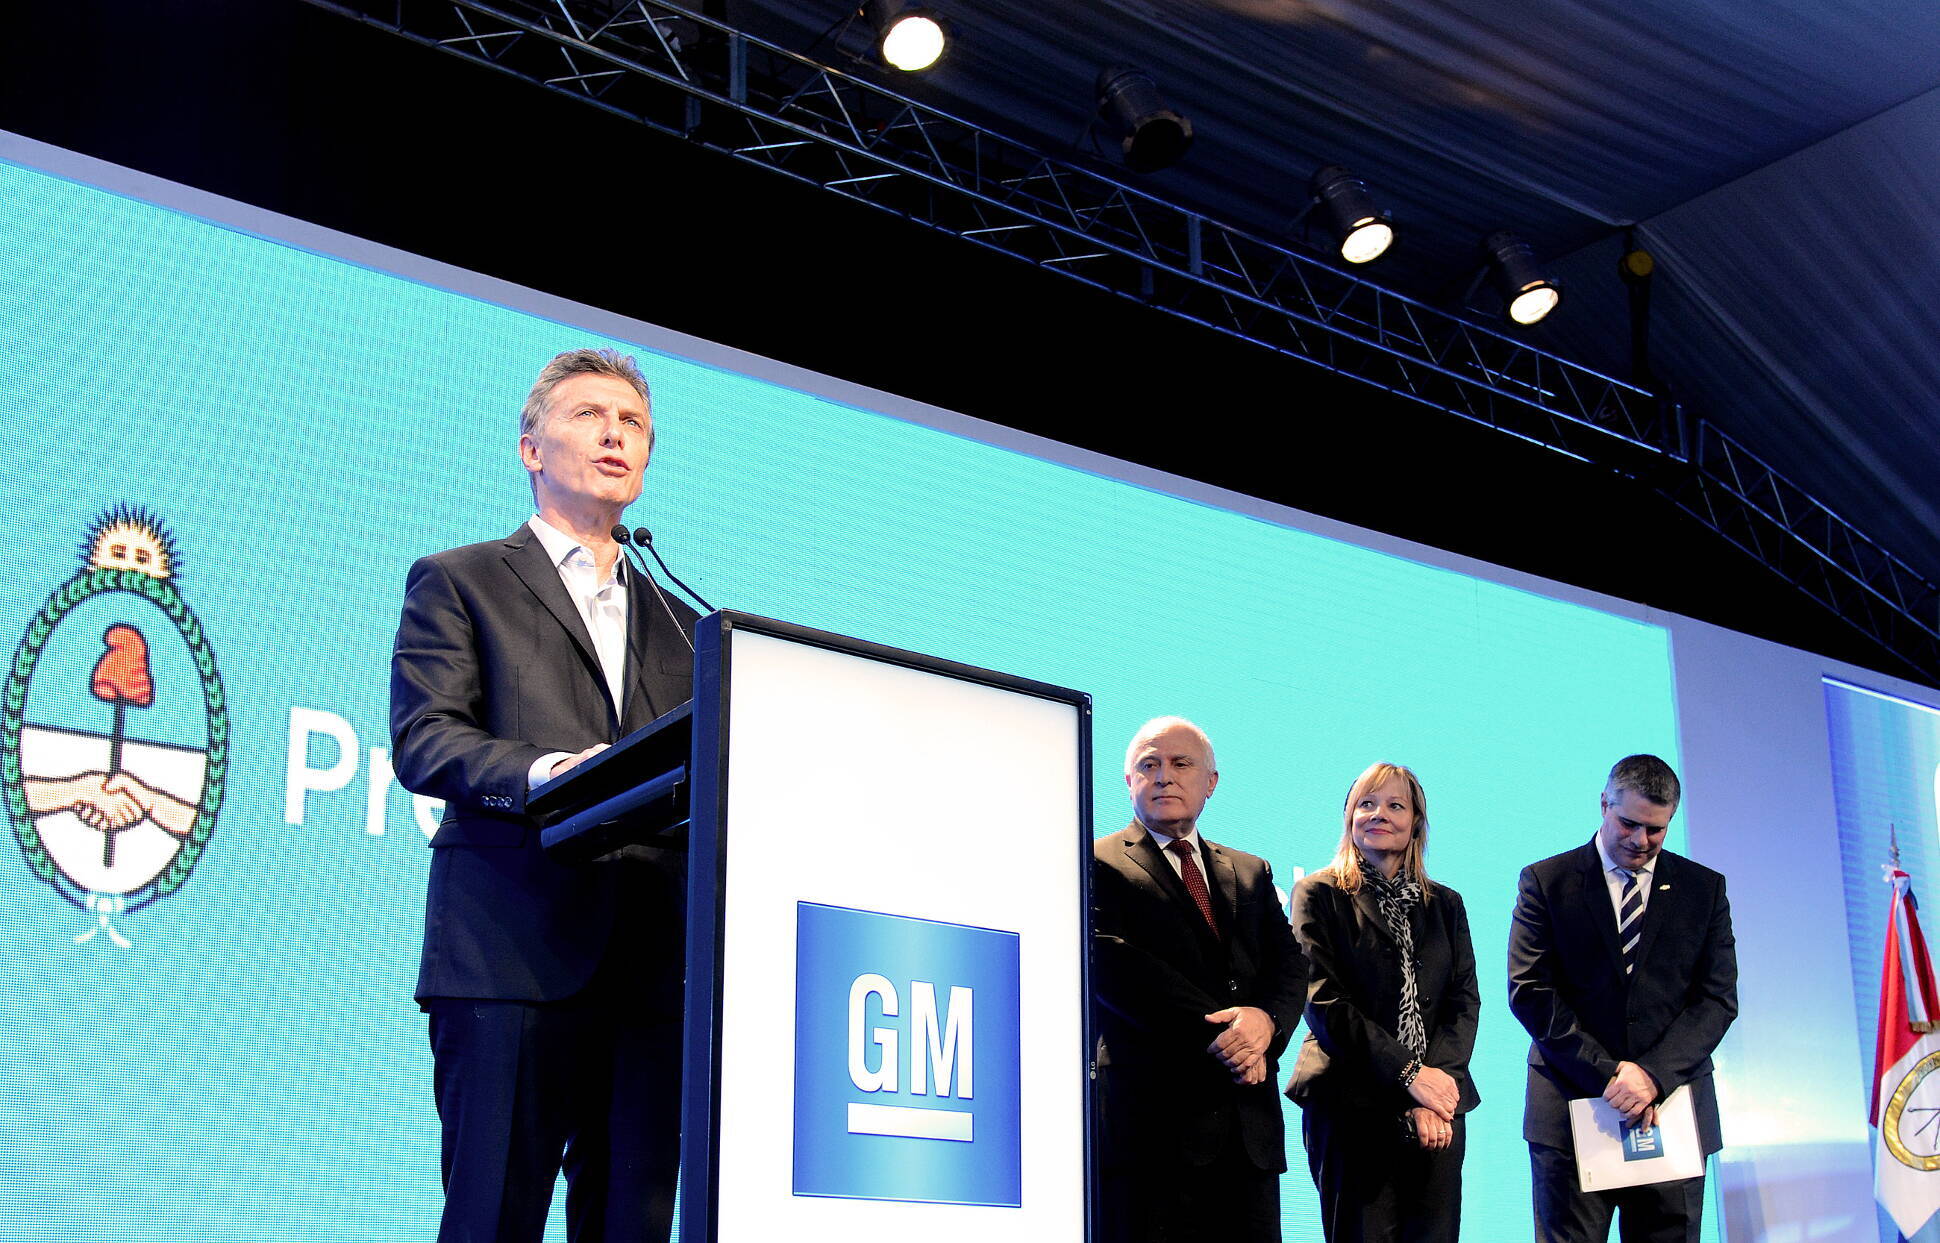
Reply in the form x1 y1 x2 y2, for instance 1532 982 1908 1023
1567 1085 1705 1191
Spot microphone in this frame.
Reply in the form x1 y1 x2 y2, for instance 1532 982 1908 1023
612 524 695 653
632 526 714 612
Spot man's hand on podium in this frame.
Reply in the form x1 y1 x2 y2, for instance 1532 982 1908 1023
550 743 611 780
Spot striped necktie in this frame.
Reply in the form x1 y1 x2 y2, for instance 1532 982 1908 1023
1617 868 1643 975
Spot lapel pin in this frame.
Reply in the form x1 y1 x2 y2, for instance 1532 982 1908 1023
1658 883 1670 891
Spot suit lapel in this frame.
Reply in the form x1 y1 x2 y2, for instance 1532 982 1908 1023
1121 825 1221 949
1204 838 1240 933
1631 851 1681 970
501 525 612 722
1122 824 1188 901
1571 840 1626 970
622 561 656 724
1353 884 1400 947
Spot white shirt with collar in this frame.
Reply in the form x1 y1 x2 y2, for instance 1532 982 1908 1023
1594 832 1655 924
1146 823 1208 881
525 514 630 790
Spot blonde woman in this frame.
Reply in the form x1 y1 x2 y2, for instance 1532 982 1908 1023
1285 763 1480 1242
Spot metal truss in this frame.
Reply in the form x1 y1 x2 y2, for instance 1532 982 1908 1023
312 0 1940 677
1664 422 1940 672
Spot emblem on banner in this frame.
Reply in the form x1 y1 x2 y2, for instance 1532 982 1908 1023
792 901 1023 1206
1883 1048 1940 1171
2 506 229 946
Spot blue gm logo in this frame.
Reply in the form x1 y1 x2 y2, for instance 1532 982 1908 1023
1621 1119 1664 1162
793 902 1021 1206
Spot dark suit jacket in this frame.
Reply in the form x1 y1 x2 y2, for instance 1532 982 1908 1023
1284 868 1480 1115
390 522 697 1007
1508 840 1737 1153
1092 822 1308 1172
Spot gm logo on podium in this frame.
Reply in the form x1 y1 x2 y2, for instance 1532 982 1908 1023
793 901 1022 1206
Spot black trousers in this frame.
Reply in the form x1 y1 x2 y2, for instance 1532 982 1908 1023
1529 1142 1705 1243
1097 1124 1282 1243
1301 1101 1464 1243
426 985 681 1243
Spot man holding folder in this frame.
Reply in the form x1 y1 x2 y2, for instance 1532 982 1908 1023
1508 754 1738 1242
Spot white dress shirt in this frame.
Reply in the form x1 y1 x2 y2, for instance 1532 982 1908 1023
1594 831 1654 923
524 515 630 790
1146 824 1207 880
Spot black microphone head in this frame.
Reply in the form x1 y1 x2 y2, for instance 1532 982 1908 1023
610 524 633 545
632 526 653 547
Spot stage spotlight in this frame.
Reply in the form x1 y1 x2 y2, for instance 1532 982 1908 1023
1484 230 1562 325
866 1 947 72
1309 165 1394 264
1095 65 1192 173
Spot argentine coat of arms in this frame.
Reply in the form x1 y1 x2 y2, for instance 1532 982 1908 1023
3 506 228 946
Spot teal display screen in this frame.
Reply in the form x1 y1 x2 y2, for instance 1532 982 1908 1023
0 148 1680 1241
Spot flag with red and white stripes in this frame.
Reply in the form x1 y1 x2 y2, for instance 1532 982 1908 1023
1874 866 1940 1239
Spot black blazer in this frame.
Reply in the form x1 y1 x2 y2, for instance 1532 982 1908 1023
390 523 697 1006
1092 823 1308 1172
1284 868 1481 1115
1508 840 1737 1153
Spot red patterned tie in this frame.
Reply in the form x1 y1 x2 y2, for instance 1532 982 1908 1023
1167 838 1220 936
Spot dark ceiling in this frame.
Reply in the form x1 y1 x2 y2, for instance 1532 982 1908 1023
1 0 1935 680
733 0 1940 585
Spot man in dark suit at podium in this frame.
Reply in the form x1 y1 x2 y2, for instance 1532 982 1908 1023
1091 716 1308 1243
391 347 698 1243
1509 754 1737 1243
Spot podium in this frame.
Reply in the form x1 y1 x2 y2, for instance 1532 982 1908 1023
532 612 1094 1242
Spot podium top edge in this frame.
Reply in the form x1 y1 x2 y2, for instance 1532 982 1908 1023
705 610 1092 714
